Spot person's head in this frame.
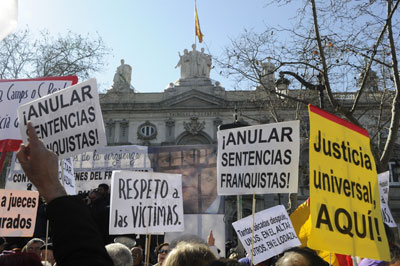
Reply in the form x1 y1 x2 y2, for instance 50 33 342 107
192 44 196 50
163 241 216 266
0 251 42 266
154 243 170 265
98 183 110 196
40 243 55 266
121 59 125 65
88 189 102 203
130 247 143 266
106 243 133 266
389 244 400 266
276 247 328 266
25 238 45 258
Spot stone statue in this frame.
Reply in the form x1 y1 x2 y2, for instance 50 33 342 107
176 45 212 79
199 48 212 78
175 49 191 79
189 44 200 77
112 59 132 90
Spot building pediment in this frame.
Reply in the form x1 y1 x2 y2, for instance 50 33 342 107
160 89 226 108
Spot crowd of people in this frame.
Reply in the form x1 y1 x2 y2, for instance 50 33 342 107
1 122 400 266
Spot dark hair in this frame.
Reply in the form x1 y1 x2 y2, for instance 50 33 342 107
0 251 42 266
277 247 328 266
154 242 170 255
98 183 110 192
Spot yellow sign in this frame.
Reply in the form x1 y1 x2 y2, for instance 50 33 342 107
308 104 390 261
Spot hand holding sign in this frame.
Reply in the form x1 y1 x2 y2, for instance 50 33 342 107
16 122 66 203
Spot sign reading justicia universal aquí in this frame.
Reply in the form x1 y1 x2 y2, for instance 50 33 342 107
308 104 389 261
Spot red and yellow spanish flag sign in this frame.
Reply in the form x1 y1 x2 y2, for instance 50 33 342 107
308 104 390 261
195 3 203 43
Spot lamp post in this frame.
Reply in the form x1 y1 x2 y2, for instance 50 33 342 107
275 72 290 99
278 71 325 109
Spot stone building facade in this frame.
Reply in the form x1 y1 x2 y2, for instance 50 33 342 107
100 46 400 244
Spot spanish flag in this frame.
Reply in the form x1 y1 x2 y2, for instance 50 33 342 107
195 2 203 43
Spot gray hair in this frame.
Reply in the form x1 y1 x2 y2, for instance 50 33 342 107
106 243 134 266
27 238 45 246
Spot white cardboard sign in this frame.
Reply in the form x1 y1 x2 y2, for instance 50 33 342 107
73 145 152 194
17 78 106 159
232 205 300 264
110 171 184 235
6 153 76 195
217 121 300 195
0 76 77 141
378 171 396 227
0 189 39 237
60 158 76 195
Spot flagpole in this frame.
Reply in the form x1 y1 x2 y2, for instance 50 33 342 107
194 0 197 45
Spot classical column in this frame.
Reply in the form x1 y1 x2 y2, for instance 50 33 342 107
114 121 121 143
165 118 175 143
120 119 129 143
213 117 223 141
105 120 115 144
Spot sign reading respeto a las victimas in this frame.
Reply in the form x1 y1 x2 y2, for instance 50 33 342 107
17 78 107 160
308 104 390 261
109 171 184 235
217 121 299 195
232 205 300 265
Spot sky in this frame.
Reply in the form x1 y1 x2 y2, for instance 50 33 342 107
17 0 299 93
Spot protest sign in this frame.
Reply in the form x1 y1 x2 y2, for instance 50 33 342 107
378 171 396 228
6 152 76 195
17 78 106 159
308 104 389 261
0 189 39 237
60 158 76 195
109 171 184 235
217 121 299 195
232 205 300 265
73 145 152 194
0 76 78 144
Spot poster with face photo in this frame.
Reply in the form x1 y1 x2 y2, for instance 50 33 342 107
149 144 223 214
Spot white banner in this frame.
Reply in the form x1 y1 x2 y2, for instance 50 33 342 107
73 145 152 194
110 171 184 235
217 121 300 195
6 153 76 195
232 205 300 265
0 76 77 141
17 78 106 159
0 189 39 237
378 171 397 227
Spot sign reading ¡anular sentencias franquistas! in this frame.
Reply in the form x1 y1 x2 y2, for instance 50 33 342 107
217 121 300 195
17 78 107 160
